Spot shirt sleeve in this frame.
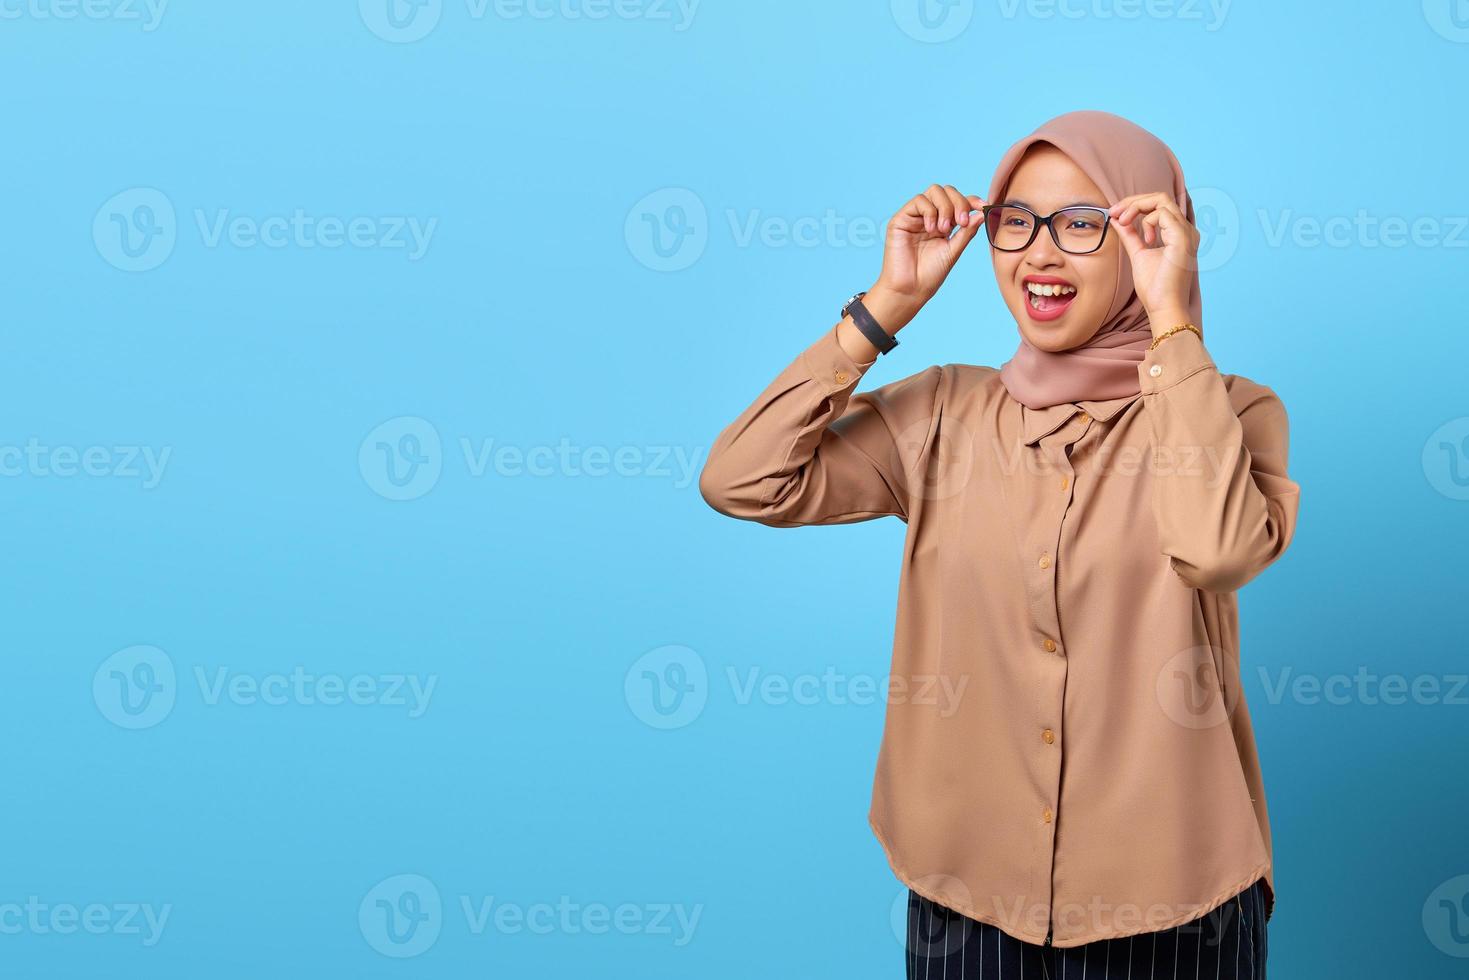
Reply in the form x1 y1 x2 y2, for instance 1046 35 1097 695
698 323 944 527
1136 328 1302 593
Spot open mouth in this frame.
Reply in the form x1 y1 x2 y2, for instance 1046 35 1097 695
1023 277 1077 321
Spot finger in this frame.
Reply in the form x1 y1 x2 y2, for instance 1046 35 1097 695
1112 192 1166 226
942 185 972 228
1107 193 1145 219
1141 211 1163 246
948 207 985 256
1150 197 1187 224
925 184 956 233
1112 212 1145 258
901 193 939 234
1116 198 1157 226
967 195 989 232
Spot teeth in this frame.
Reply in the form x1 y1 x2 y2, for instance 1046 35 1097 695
1026 282 1077 297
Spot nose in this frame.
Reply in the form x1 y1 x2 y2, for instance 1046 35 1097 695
1023 224 1066 269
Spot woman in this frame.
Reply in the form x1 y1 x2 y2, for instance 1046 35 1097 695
698 110 1299 977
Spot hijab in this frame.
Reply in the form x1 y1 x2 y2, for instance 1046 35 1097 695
989 110 1203 410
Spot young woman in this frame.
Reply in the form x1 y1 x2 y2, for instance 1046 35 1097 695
699 110 1299 978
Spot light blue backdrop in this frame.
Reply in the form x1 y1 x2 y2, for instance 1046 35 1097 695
2 1 1466 977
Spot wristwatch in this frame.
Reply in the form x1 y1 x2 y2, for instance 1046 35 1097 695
841 291 899 355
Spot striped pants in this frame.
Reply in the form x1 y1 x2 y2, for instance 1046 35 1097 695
906 877 1268 979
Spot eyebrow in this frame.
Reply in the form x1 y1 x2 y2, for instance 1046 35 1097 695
1002 198 1107 209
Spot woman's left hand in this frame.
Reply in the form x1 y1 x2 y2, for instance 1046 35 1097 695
1107 192 1199 332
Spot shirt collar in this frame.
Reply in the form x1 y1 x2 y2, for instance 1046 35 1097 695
1020 391 1140 446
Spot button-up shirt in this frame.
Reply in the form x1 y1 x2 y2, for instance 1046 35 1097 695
698 324 1301 948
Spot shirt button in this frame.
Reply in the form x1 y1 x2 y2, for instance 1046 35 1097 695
1042 807 1053 823
1077 412 1090 423
1043 638 1057 653
1149 364 1163 377
1042 728 1055 744
1038 554 1051 569
1059 476 1069 491
835 370 848 384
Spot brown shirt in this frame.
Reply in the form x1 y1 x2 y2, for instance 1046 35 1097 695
698 323 1301 948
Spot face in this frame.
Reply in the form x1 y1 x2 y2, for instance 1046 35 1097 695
989 144 1121 351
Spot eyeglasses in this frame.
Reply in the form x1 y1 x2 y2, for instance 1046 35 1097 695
981 204 1111 255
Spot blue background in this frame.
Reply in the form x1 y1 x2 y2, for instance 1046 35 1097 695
2 0 1467 976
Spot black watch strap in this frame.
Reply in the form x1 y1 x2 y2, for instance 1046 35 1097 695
841 291 899 355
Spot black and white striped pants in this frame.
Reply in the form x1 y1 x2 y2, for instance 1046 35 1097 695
906 877 1268 979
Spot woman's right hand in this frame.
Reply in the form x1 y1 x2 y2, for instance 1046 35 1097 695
865 185 989 333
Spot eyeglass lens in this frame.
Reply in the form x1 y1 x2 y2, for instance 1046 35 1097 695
984 206 1108 254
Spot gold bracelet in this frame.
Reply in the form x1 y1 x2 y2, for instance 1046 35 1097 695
1148 322 1202 351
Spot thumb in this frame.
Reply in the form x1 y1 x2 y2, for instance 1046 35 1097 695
948 211 985 258
1112 216 1145 259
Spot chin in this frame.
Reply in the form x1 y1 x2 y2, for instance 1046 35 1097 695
1013 311 1104 351
1016 322 1084 352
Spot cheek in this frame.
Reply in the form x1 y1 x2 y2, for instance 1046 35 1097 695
993 256 1021 295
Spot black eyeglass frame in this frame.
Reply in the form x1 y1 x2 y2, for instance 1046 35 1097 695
980 203 1113 255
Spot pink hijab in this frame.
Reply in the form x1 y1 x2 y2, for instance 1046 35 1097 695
989 110 1203 410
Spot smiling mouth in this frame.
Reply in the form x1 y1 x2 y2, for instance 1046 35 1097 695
1024 279 1078 318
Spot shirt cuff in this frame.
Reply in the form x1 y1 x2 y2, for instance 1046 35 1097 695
800 322 880 395
1138 328 1216 395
